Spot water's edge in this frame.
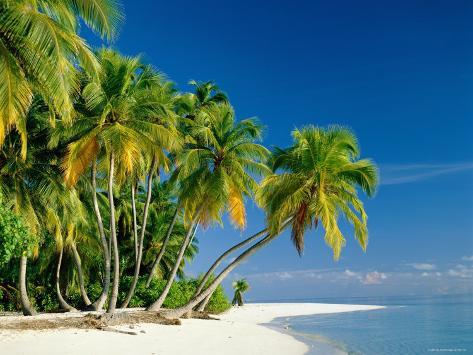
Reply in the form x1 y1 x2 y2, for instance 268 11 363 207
263 316 347 355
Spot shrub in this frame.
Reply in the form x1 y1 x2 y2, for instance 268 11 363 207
118 276 231 313
0 275 231 314
0 198 35 267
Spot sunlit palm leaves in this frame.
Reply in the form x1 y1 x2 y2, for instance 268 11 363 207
61 49 179 187
257 125 378 259
175 103 270 229
0 0 123 157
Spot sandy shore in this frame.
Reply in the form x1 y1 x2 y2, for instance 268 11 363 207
0 303 384 355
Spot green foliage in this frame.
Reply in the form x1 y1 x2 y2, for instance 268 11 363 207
117 276 230 314
0 1 378 316
174 101 270 229
257 125 378 259
0 0 123 156
232 278 249 306
0 199 35 266
0 277 231 314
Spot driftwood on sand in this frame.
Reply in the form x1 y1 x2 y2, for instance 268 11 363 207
0 311 180 335
0 310 218 335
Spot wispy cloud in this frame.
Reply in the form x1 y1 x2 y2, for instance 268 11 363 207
447 264 473 279
246 268 390 286
362 271 387 285
225 258 473 299
461 255 473 262
407 263 436 271
380 162 473 185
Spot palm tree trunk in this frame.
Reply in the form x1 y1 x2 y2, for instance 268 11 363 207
19 254 36 316
71 242 91 306
192 227 267 311
121 159 157 308
145 207 179 287
90 160 111 311
196 291 212 312
160 232 277 319
131 182 139 263
107 152 119 313
147 220 198 311
55 248 77 312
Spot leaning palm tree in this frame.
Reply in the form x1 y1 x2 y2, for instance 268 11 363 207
194 227 267 311
60 49 179 312
232 279 249 306
147 103 269 311
161 125 378 318
0 0 123 157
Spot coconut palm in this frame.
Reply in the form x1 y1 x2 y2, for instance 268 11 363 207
232 279 249 306
0 99 90 315
147 103 269 311
0 0 123 157
60 49 179 312
140 182 198 279
144 83 226 287
161 125 378 318
175 80 228 118
194 227 267 311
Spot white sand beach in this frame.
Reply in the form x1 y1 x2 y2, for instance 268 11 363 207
0 303 384 355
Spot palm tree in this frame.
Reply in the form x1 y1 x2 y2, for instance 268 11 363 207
194 227 267 312
175 80 228 118
142 204 199 282
160 125 378 319
0 0 123 157
70 240 92 307
147 103 269 311
61 49 179 312
232 279 249 306
144 83 226 287
0 99 93 315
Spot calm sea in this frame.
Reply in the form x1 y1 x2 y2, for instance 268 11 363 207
267 294 473 354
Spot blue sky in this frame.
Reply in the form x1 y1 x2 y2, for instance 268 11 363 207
85 0 473 300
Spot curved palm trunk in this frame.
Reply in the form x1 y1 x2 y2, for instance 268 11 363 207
196 290 213 312
161 232 276 319
71 242 91 306
121 160 157 308
147 221 198 311
131 183 139 262
192 227 267 311
145 208 179 287
56 248 77 312
90 160 111 311
19 255 36 316
107 152 119 313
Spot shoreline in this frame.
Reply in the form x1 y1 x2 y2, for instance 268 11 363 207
0 303 385 355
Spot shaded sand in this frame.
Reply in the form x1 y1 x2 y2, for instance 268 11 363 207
0 303 384 355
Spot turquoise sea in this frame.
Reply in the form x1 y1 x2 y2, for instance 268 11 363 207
268 294 473 354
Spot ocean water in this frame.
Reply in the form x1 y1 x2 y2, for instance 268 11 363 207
268 294 473 354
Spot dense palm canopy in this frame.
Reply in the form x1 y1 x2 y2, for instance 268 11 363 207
0 0 123 157
0 1 379 319
257 125 378 258
175 102 270 229
60 48 179 187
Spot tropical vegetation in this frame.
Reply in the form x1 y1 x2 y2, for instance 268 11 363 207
232 279 249 306
0 0 378 319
